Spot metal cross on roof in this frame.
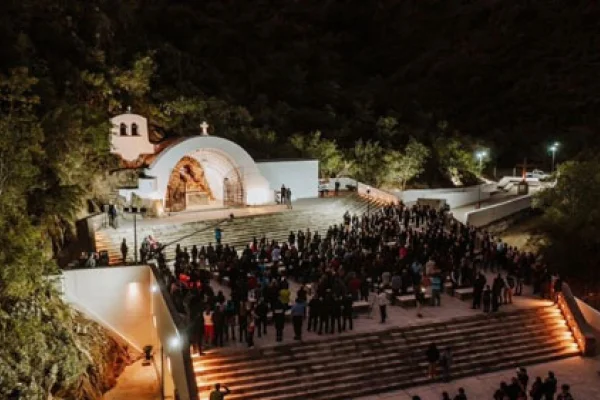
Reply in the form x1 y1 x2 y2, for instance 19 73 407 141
200 121 209 136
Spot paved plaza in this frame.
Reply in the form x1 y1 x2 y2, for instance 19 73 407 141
103 359 161 400
200 272 552 352
357 355 600 400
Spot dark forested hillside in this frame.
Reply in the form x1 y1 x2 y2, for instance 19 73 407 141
112 0 600 165
2 0 598 166
0 1 598 395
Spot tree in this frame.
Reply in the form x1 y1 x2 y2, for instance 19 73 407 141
290 131 345 178
384 138 430 190
0 68 42 208
349 139 387 186
535 158 600 288
433 136 480 185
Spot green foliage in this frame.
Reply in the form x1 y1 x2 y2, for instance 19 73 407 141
384 138 430 190
535 158 600 285
290 131 345 178
349 140 387 186
433 136 480 185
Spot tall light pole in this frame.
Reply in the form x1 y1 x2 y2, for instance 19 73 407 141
476 151 487 209
549 142 559 172
476 150 487 171
123 206 147 264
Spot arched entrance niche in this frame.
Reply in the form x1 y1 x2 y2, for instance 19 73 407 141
147 136 272 209
165 156 215 212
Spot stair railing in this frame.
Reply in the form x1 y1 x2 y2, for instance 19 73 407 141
553 281 597 356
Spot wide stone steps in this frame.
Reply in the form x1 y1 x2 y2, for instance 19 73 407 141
194 306 578 400
95 195 382 264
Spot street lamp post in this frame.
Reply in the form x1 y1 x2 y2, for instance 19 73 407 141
123 206 147 264
476 150 487 171
549 142 559 172
476 151 487 209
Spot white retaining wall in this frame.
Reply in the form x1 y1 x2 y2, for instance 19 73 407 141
575 298 600 335
256 159 319 200
61 266 155 352
465 195 533 227
60 265 192 399
399 184 495 209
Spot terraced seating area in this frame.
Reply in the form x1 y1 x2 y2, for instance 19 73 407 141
95 195 384 265
194 305 579 400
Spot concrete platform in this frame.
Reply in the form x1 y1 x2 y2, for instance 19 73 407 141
103 359 161 400
198 273 553 353
357 355 600 400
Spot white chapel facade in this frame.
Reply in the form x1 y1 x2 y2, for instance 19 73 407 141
109 111 318 214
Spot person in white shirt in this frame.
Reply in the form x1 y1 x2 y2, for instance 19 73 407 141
271 246 281 262
377 290 389 323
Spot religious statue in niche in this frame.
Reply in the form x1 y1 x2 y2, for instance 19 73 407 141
165 156 214 212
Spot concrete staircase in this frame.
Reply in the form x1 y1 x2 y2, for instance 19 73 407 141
95 195 386 265
194 306 579 400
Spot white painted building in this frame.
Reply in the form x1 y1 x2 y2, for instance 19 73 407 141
109 112 318 212
110 113 156 162
256 159 319 200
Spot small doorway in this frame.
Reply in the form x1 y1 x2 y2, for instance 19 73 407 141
223 168 244 207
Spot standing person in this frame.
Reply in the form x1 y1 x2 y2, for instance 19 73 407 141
120 238 128 264
307 296 321 332
330 296 342 333
543 372 557 400
504 274 515 304
191 245 198 264
291 298 306 340
213 303 225 347
108 204 117 228
440 347 453 382
530 377 544 400
391 272 402 306
553 275 563 304
190 293 205 355
453 388 467 400
517 367 529 393
334 180 340 196
431 272 442 307
238 301 248 344
425 343 440 379
483 285 492 313
286 187 292 209
415 284 425 318
442 393 451 400
472 272 486 309
255 299 268 338
280 184 286 204
342 293 354 331
556 384 573 400
203 307 214 346
246 314 256 348
209 383 230 400
272 300 286 342
224 299 236 341
492 274 504 312
215 227 223 245
318 293 332 335
377 289 389 323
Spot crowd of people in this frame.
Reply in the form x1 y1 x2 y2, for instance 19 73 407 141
409 368 574 399
419 341 574 399
147 197 574 397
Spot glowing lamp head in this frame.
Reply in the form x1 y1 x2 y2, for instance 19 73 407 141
169 335 181 350
151 284 159 293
